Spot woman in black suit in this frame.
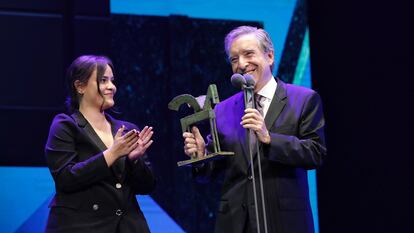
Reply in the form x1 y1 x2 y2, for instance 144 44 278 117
45 55 155 233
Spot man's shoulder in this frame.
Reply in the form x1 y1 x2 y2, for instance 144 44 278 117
280 82 324 108
285 83 316 94
216 91 243 109
283 82 318 100
221 91 243 104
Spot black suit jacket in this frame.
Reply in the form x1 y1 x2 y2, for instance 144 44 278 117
196 78 326 233
44 111 155 233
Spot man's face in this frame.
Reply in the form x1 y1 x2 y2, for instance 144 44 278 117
229 33 274 92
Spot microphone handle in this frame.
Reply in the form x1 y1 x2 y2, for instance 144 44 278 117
243 86 255 109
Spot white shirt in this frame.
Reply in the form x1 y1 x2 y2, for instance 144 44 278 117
256 77 277 118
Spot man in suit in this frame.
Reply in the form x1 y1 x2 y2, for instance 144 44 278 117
183 26 326 233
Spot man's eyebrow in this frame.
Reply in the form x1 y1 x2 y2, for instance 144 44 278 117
243 49 255 53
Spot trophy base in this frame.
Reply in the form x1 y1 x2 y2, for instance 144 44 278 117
177 151 235 167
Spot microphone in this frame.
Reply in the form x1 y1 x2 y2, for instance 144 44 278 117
230 73 254 108
242 74 256 108
243 74 256 88
231 73 246 90
231 73 267 233
243 73 268 233
230 72 268 233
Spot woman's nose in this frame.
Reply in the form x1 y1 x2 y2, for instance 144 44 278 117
108 81 116 90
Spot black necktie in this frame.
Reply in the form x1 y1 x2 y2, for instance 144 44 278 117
255 93 265 116
248 94 265 158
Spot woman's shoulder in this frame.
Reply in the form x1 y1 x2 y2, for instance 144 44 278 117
53 112 71 119
46 112 83 145
51 113 76 125
48 113 78 133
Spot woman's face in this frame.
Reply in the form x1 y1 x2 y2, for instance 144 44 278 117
78 64 117 111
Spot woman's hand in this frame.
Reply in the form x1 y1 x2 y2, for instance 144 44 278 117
127 126 154 161
104 125 139 166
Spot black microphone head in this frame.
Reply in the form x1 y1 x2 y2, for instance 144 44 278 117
231 73 246 89
243 74 256 87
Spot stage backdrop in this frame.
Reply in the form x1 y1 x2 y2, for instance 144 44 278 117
109 0 317 232
0 0 317 232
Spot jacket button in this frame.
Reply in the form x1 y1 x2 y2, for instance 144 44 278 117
116 183 122 189
248 175 253 180
115 209 123 216
92 204 99 211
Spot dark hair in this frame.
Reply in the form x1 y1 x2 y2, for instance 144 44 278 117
65 55 114 113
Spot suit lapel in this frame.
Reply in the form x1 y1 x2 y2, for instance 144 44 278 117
71 111 126 180
265 78 287 129
71 111 108 152
246 78 287 169
106 114 126 180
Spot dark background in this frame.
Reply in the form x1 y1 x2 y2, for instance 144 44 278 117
1 0 413 232
309 0 414 232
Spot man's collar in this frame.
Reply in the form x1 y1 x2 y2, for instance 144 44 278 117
257 76 277 99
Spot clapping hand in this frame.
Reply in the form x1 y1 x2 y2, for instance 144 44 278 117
109 125 140 158
127 126 154 161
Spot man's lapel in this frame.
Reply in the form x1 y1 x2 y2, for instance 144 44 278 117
246 78 287 170
264 78 287 129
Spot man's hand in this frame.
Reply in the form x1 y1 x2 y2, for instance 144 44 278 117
183 126 205 159
241 108 271 144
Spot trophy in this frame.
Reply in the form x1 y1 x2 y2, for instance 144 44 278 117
168 84 234 167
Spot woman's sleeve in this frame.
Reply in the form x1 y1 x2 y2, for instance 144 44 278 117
124 122 156 194
45 114 112 193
